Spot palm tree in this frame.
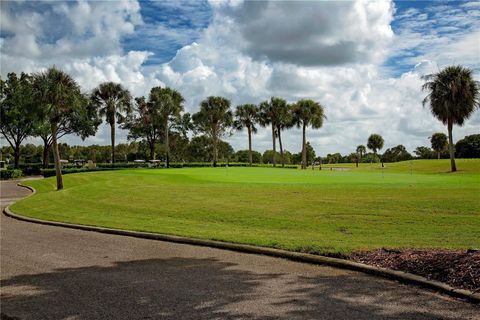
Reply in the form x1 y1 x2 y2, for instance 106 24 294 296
32 67 85 190
367 134 384 158
91 82 132 163
234 104 258 166
422 65 479 172
192 96 233 167
356 145 366 161
149 87 184 168
292 99 326 169
430 133 448 159
259 98 280 167
273 98 292 167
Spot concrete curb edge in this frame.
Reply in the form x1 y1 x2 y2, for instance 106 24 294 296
4 182 479 304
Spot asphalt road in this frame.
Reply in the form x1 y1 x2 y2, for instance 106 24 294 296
1 180 478 320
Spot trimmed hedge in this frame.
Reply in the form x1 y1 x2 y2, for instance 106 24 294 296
96 162 150 168
0 169 23 180
41 167 119 177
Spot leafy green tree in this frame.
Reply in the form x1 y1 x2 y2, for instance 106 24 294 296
149 87 185 167
422 65 479 171
186 135 233 162
0 72 36 168
33 102 99 168
91 82 132 163
235 150 262 163
234 104 258 166
367 134 384 156
291 143 315 166
326 152 342 164
430 133 448 160
168 132 190 162
381 145 412 163
32 67 97 190
186 136 211 162
262 150 282 165
192 96 233 167
292 99 326 169
455 134 480 158
123 96 162 160
414 146 434 159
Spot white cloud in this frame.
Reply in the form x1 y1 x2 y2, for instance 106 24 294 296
224 0 394 66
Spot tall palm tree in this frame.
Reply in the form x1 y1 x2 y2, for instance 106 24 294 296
234 104 258 166
259 98 280 167
292 99 326 169
32 67 85 190
367 134 384 157
272 98 292 167
430 132 448 159
422 65 479 172
149 87 184 168
91 82 132 163
192 96 233 167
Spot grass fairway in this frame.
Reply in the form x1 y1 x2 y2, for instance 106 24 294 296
12 159 480 254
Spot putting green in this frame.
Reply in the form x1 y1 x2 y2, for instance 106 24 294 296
12 159 480 254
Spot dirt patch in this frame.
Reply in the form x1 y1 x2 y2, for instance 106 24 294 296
349 249 480 292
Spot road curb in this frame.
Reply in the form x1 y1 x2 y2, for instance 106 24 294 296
5 183 479 304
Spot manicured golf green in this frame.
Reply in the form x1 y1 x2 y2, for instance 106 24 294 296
12 159 480 254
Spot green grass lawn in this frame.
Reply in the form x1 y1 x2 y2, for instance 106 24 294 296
11 159 480 254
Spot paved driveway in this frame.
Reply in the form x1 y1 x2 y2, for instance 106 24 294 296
1 180 478 319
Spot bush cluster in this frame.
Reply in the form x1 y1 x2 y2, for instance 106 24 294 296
0 169 23 180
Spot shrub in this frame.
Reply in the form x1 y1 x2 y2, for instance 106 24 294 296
0 169 23 180
18 163 49 175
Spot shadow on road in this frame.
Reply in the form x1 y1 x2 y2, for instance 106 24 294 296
0 256 476 320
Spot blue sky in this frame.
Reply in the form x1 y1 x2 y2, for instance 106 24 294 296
1 0 479 154
122 1 213 65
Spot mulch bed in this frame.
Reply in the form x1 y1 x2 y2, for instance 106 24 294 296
348 249 480 292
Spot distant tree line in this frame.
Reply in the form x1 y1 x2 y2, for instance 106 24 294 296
3 133 478 169
1 65 478 189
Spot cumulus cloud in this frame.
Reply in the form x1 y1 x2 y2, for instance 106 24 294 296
223 0 394 66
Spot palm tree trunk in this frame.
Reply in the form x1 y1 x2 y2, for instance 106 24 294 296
248 126 252 166
110 118 116 164
271 124 276 167
437 151 440 160
51 123 63 190
301 124 306 169
447 120 457 172
165 121 169 168
278 126 285 167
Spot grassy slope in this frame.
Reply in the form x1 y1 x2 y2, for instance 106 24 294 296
12 159 480 254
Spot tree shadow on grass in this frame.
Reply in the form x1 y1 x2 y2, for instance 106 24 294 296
1 257 477 320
